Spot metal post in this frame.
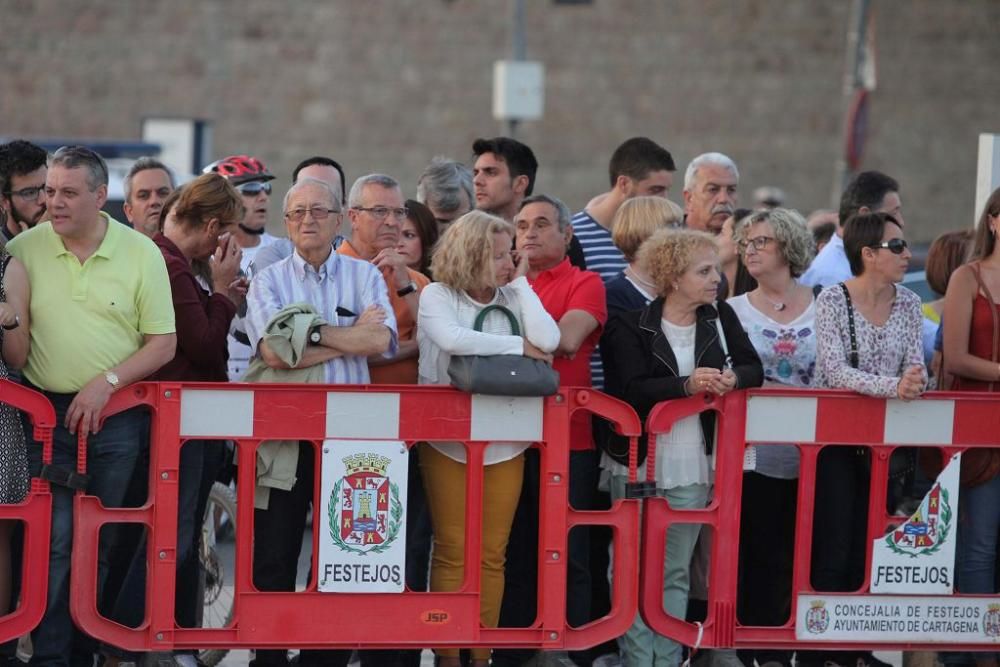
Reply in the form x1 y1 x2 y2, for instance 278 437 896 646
831 0 872 207
506 0 526 138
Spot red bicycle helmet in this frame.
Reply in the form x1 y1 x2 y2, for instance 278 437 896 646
202 155 274 185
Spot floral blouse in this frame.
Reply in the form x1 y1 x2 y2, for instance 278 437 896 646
814 284 926 397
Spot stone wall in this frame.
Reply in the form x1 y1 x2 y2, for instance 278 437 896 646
1 0 997 241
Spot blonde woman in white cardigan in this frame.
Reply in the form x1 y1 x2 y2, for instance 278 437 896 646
417 210 559 666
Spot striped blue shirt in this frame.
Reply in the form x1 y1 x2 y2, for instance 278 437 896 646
571 210 627 283
245 250 398 384
572 210 627 390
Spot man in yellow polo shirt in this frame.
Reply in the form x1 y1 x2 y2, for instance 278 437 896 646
7 146 176 666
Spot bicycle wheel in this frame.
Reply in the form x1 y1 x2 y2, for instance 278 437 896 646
198 481 237 667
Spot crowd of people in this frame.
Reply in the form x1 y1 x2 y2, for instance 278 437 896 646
0 134 997 667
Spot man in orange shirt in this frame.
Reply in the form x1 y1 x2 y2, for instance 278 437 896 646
339 173 431 667
338 173 429 385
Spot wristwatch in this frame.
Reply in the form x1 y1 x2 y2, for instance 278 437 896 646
1 315 19 331
104 370 120 391
396 281 417 297
309 325 323 345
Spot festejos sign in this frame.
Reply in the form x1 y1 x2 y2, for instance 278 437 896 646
318 440 409 593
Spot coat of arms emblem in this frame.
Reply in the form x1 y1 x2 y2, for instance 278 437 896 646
328 453 402 555
805 600 830 635
984 604 1000 638
885 483 952 557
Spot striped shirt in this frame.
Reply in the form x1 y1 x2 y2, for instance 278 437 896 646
571 210 626 283
572 210 626 390
245 249 398 384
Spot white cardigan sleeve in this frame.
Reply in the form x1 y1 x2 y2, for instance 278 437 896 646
505 277 561 353
418 283 525 356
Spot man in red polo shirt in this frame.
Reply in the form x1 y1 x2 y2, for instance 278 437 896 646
511 193 606 666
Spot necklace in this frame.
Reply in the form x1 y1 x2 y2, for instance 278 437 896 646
756 284 795 312
625 266 657 292
761 295 786 312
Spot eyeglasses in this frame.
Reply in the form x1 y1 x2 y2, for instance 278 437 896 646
8 185 45 201
352 206 408 222
872 238 909 255
739 236 776 253
237 181 272 196
284 206 340 223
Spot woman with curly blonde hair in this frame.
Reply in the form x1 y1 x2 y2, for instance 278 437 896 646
417 210 560 666
602 227 762 666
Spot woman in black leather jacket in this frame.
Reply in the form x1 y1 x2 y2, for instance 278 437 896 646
600 227 762 665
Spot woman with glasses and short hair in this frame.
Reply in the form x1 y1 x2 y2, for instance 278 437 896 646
727 208 815 667
803 211 925 667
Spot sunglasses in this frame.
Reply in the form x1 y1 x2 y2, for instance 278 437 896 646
872 238 908 254
237 181 272 196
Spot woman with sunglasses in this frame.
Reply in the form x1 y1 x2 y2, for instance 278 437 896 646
942 187 1000 667
727 208 815 667
805 211 925 667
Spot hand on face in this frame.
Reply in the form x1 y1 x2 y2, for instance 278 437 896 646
212 233 243 286
372 247 412 290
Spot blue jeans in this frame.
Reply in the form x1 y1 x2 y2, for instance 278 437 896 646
610 476 709 667
27 392 147 667
957 475 1000 594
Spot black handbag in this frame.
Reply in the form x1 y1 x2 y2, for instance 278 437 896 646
447 304 560 396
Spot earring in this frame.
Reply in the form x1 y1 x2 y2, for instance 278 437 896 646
672 283 679 291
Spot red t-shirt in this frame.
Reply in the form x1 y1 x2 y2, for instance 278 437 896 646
529 258 607 450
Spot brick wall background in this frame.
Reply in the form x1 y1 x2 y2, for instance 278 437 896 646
1 0 997 241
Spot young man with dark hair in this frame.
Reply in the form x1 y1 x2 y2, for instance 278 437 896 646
471 136 538 222
571 137 676 282
0 139 49 245
801 170 904 287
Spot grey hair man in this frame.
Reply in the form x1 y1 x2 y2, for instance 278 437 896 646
8 145 176 665
416 156 473 231
122 156 175 237
683 152 740 234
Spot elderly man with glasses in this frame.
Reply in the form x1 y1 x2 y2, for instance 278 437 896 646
0 139 49 246
340 173 429 384
245 176 397 667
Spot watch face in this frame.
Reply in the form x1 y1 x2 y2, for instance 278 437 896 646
310 331 321 343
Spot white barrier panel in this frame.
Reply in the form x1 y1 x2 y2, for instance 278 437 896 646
318 440 409 593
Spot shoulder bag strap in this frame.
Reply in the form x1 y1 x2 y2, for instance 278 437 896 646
970 262 1000 391
839 282 859 369
713 301 733 369
472 303 521 336
0 252 10 302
